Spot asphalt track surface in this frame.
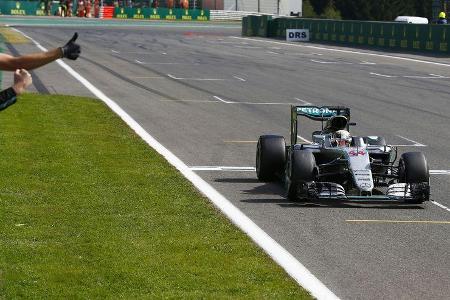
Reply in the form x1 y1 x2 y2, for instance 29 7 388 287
1 17 450 300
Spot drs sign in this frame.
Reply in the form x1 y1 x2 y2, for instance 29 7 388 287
286 29 310 42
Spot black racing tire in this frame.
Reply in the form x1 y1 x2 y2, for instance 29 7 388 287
398 152 429 204
286 150 317 201
256 135 286 181
398 152 429 183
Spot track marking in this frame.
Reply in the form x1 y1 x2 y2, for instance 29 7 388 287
234 101 293 105
370 72 396 78
430 170 450 175
168 74 225 81
371 72 450 79
390 144 427 147
295 97 312 105
129 76 165 79
346 220 450 224
311 59 351 64
298 135 313 144
190 166 256 171
402 74 450 79
111 49 120 54
431 201 450 212
232 36 450 67
136 61 189 65
267 51 280 54
360 61 376 65
233 75 246 82
396 135 426 147
14 28 339 300
147 98 297 105
213 95 233 104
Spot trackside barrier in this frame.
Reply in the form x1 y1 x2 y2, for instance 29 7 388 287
0 1 74 16
243 16 450 54
114 7 210 21
242 15 271 37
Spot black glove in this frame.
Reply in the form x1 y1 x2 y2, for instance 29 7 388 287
61 32 80 60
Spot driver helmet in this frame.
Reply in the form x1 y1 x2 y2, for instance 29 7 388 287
334 130 351 147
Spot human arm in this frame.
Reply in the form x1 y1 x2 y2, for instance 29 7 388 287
0 69 33 111
0 32 80 71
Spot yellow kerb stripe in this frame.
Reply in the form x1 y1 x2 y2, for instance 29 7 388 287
0 27 29 44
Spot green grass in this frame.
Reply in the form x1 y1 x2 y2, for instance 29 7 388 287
0 93 312 299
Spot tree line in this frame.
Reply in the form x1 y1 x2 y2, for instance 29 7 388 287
303 0 434 21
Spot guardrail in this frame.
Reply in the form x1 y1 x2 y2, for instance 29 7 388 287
243 15 450 54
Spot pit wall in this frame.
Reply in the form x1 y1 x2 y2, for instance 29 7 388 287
114 7 209 21
242 15 450 53
0 1 210 21
0 1 70 16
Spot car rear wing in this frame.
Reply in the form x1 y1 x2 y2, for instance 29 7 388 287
291 105 351 146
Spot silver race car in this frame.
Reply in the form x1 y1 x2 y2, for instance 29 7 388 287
256 106 430 203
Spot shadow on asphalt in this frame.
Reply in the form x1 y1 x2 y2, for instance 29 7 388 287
215 178 260 184
278 201 424 209
242 198 423 209
218 179 425 209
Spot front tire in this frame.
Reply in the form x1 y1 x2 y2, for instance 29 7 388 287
256 135 286 181
398 152 429 203
286 150 317 201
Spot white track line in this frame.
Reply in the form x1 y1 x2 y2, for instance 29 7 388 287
298 135 313 144
370 72 396 78
14 28 338 300
431 201 450 212
232 36 450 67
190 166 256 171
360 61 376 65
136 62 187 65
295 98 312 105
213 95 234 104
390 144 427 147
233 75 246 82
402 74 450 79
167 74 225 81
396 135 426 147
430 170 450 175
311 59 352 64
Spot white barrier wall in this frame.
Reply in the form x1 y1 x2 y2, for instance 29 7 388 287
223 0 301 15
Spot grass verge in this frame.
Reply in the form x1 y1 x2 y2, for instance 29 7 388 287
0 93 312 299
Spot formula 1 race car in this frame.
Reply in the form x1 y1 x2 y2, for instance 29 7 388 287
256 106 430 204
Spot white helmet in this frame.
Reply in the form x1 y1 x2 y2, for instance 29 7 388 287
334 130 351 146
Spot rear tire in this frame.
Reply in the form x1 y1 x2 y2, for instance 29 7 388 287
286 150 317 201
398 152 429 203
256 135 286 181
